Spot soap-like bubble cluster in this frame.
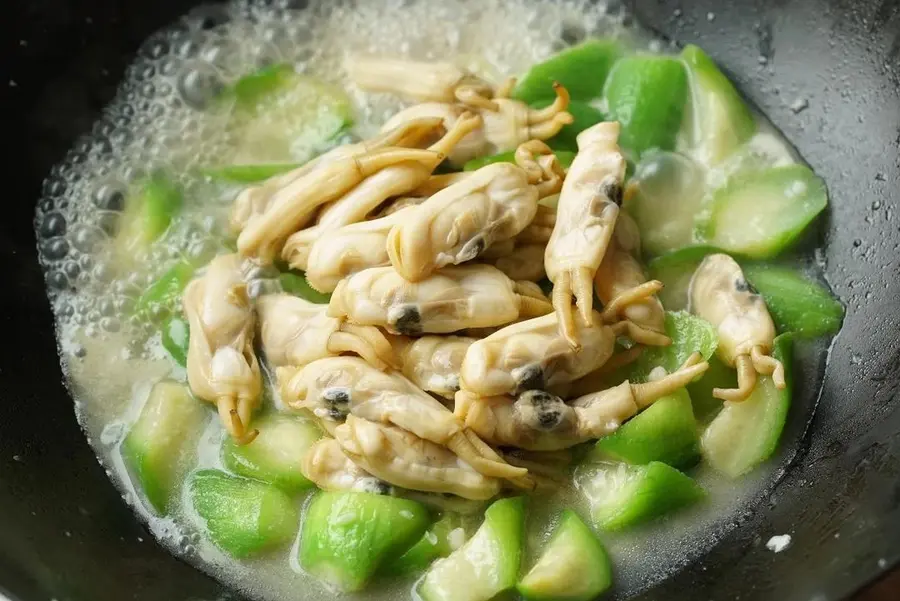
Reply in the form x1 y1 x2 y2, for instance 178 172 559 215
35 0 623 350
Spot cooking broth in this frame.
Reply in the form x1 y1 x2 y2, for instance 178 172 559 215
35 0 836 599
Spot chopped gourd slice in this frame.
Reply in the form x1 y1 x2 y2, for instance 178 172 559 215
133 258 199 322
701 333 794 477
602 56 689 158
114 173 183 257
189 469 299 558
627 311 718 383
537 100 606 152
464 150 576 172
576 461 705 531
686 354 734 423
702 164 828 259
679 44 757 166
592 388 700 469
221 413 322 493
161 315 190 367
517 509 612 601
279 272 331 303
646 245 720 310
228 64 354 163
513 39 624 103
623 150 707 256
299 492 430 592
203 163 300 183
742 264 844 337
419 497 525 601
382 513 469 577
121 380 209 514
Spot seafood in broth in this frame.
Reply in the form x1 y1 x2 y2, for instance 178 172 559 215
36 1 841 599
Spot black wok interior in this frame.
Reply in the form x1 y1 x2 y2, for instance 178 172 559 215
4 0 899 600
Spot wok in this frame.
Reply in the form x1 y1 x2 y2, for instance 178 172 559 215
3 0 899 600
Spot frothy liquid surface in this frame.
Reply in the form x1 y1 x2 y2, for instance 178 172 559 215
35 1 827 599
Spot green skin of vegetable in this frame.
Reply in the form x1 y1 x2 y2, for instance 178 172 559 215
300 491 430 592
742 264 844 338
582 461 706 531
418 497 525 601
161 315 190 367
679 44 756 166
513 39 624 104
133 259 198 321
517 509 612 601
221 413 322 493
190 470 299 558
121 381 209 514
114 173 183 263
602 55 689 158
627 311 719 383
701 334 794 478
463 150 576 172
702 164 828 259
203 163 300 183
592 388 701 469
531 101 606 153
279 272 331 303
686 354 735 424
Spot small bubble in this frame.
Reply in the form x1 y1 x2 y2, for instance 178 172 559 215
871 200 882 210
48 271 69 290
100 317 121 332
72 344 87 358
70 225 105 253
40 212 67 238
42 238 70 260
187 4 232 30
850 353 862 365
63 261 81 280
177 62 225 109
93 261 114 283
93 183 126 211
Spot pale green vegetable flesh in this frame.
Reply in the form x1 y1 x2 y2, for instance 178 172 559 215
228 64 354 163
189 469 299 558
687 354 734 424
702 164 828 259
577 461 705 531
679 44 757 165
299 492 430 592
121 380 209 514
592 389 700 469
623 151 706 256
512 39 624 103
701 334 794 477
419 497 525 601
742 264 844 337
646 245 720 310
517 509 612 601
382 513 469 577
221 413 322 492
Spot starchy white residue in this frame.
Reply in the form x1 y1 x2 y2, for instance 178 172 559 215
766 534 792 553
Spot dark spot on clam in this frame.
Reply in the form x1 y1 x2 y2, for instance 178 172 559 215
517 390 567 431
734 278 758 295
363 479 392 495
391 304 423 335
459 236 487 262
326 407 347 421
601 178 623 205
513 364 545 393
322 387 350 405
